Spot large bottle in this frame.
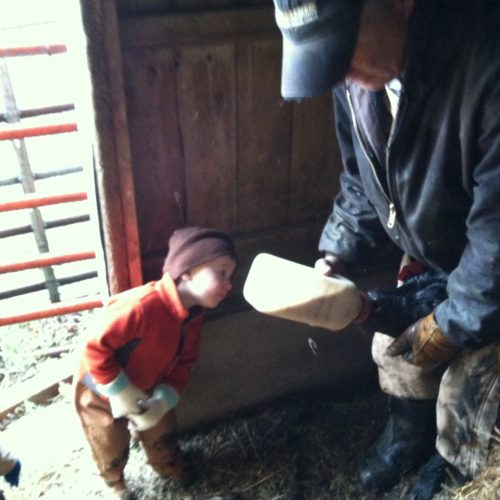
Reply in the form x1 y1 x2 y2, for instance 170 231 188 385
243 253 365 331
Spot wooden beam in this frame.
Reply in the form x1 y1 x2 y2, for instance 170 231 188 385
120 6 279 48
0 358 73 422
80 0 143 293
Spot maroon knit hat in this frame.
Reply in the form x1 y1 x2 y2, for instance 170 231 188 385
162 226 237 280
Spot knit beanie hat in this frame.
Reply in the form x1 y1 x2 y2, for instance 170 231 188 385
162 226 237 280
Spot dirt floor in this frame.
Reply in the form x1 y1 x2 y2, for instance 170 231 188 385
1 382 498 500
0 314 498 499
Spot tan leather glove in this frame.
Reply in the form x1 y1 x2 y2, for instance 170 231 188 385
386 313 458 371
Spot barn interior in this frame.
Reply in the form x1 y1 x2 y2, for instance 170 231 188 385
1 1 497 499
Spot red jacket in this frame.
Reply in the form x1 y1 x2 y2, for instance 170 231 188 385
78 274 203 395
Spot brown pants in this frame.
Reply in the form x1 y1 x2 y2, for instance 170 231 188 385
74 382 186 491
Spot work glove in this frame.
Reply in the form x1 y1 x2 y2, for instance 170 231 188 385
97 371 148 419
128 384 179 432
4 459 21 487
387 313 458 371
362 270 448 337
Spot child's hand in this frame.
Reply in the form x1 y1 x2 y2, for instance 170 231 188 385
108 384 148 418
97 371 148 418
128 397 169 431
128 384 179 431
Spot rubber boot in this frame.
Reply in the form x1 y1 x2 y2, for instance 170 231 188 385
357 396 437 492
409 452 469 500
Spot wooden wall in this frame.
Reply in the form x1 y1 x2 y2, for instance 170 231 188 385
81 1 383 425
118 6 342 296
117 0 269 16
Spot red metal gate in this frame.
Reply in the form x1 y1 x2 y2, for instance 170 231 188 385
0 43 105 326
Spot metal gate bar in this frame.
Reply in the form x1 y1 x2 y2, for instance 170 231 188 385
0 166 83 187
0 297 103 327
0 44 67 58
1 272 99 300
0 122 78 140
0 41 105 325
0 104 75 122
0 191 88 211
0 214 90 238
0 250 96 273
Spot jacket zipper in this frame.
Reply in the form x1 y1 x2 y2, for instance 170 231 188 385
346 87 397 229
384 86 403 229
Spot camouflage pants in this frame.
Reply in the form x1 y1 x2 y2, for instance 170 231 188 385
373 333 500 478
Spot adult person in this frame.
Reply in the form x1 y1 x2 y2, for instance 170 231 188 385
273 0 500 498
0 444 21 498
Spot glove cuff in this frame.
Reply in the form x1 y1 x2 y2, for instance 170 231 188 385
96 370 130 397
153 384 180 410
352 291 372 325
414 313 458 364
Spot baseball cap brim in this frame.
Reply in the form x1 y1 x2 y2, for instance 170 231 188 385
281 25 358 99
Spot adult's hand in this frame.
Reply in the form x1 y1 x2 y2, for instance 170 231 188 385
314 253 351 278
386 313 458 371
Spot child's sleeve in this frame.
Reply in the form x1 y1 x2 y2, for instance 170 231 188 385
83 300 143 385
160 315 203 394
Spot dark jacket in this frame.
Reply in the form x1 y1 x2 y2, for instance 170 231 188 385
319 0 500 348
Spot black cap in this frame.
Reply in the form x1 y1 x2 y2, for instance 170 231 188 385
274 0 364 98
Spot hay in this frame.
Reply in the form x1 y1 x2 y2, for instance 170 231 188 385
0 309 498 500
1 386 499 499
124 387 408 499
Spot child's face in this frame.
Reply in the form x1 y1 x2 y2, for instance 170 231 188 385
184 255 236 309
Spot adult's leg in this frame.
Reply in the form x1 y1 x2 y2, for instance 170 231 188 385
404 341 500 500
358 332 444 491
436 341 500 478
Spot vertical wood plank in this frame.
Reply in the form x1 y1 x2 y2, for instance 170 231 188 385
289 95 341 224
81 0 142 292
237 39 291 232
122 47 185 256
175 44 237 231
